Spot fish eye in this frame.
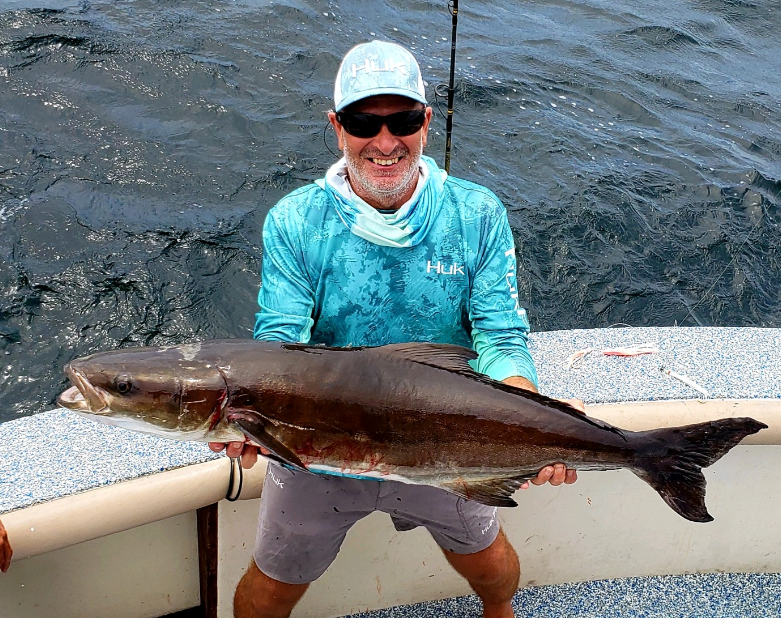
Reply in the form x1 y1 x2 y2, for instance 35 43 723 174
115 376 133 394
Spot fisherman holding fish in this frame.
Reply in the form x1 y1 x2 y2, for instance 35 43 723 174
52 38 764 616
211 41 578 618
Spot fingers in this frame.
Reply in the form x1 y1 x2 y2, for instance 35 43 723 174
531 464 577 487
531 465 553 486
225 441 246 458
226 441 258 470
556 397 586 413
240 447 258 469
208 441 270 469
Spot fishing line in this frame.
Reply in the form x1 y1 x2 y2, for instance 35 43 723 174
323 122 339 159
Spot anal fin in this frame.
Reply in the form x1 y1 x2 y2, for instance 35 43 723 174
441 475 535 507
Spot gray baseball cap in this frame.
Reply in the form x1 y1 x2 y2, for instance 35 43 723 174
334 41 427 112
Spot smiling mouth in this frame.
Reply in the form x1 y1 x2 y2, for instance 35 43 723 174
370 156 402 166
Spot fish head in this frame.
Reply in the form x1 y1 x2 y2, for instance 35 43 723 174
57 342 239 441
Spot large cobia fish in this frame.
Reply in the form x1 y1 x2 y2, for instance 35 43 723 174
57 340 766 522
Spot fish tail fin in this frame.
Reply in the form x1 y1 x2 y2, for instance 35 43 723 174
633 417 766 522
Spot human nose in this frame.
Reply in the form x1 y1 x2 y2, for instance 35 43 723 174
373 123 400 154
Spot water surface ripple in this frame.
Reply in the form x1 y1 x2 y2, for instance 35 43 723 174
1 0 779 420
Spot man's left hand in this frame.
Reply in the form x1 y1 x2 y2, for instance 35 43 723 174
527 463 577 488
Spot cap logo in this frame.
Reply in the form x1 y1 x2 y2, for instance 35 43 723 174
351 57 409 78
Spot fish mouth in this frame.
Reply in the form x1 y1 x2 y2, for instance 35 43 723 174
57 365 109 413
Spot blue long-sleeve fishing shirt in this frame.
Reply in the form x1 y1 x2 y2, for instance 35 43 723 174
253 155 538 387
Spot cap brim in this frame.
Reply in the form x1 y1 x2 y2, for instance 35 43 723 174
335 88 428 112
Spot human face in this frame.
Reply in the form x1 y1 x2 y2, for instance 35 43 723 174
328 95 433 210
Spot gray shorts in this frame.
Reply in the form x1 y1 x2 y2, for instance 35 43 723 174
253 463 501 584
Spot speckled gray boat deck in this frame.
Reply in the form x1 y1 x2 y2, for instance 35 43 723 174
342 572 781 618
531 326 781 403
2 327 779 617
0 410 219 514
1 326 779 515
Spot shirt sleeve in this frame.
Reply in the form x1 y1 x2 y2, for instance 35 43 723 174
253 208 316 343
467 199 539 388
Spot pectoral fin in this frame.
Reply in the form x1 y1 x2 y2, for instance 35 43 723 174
228 410 307 471
441 475 535 507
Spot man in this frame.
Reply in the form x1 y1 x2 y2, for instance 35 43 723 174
210 40 578 618
0 518 12 573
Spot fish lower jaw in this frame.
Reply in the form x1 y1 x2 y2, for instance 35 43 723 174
62 366 110 412
57 386 105 413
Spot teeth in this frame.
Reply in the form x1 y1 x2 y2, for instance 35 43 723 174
372 157 400 166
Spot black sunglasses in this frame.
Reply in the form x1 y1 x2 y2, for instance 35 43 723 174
335 109 427 138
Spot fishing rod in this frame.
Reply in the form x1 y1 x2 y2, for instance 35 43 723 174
443 0 459 174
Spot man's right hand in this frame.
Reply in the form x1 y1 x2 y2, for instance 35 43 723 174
209 441 266 469
0 519 12 573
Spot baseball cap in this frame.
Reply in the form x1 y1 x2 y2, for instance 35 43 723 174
334 41 427 112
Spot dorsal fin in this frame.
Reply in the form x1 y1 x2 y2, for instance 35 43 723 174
376 342 478 373
280 341 479 374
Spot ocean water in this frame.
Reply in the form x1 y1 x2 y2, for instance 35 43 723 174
0 0 779 422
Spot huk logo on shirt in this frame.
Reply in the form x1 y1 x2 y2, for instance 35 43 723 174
504 248 526 319
427 260 464 276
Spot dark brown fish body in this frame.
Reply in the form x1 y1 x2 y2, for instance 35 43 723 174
57 340 766 522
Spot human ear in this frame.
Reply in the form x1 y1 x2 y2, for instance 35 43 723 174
420 106 434 149
327 111 345 150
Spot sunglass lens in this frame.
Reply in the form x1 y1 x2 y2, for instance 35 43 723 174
336 113 379 138
338 110 426 138
387 110 426 136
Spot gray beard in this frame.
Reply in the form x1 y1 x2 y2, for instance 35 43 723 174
343 147 422 209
